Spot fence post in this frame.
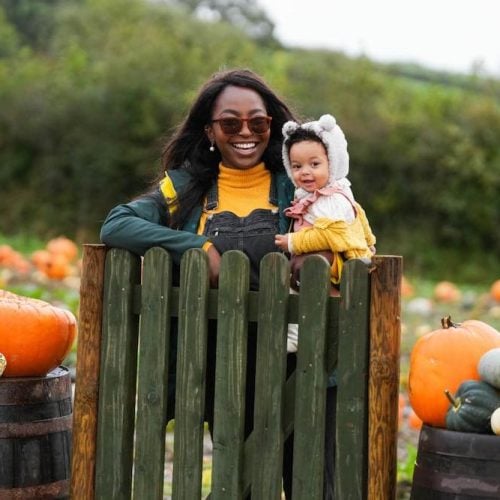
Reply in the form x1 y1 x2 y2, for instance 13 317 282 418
368 255 402 500
71 244 107 500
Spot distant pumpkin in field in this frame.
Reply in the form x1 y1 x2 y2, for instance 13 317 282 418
0 245 31 273
32 248 71 280
401 276 414 298
0 290 77 377
434 281 461 303
31 249 52 271
0 245 16 266
46 236 79 263
491 279 500 303
408 408 423 430
44 253 72 280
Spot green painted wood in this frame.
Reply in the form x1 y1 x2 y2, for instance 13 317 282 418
169 289 299 323
292 255 331 500
211 251 250 500
251 253 289 500
325 297 340 374
133 247 173 500
335 259 371 500
95 249 141 500
172 249 210 500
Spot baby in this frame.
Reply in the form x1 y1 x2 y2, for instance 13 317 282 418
275 114 376 351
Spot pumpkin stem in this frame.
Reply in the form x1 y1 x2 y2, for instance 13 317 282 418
441 316 461 329
444 389 460 409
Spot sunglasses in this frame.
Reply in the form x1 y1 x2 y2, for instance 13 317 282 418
211 116 272 135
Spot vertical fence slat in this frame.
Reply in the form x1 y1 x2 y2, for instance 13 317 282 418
71 244 107 500
133 247 173 500
368 256 402 500
172 249 210 500
95 249 141 499
335 259 371 500
251 253 289 500
211 251 250 500
292 256 331 500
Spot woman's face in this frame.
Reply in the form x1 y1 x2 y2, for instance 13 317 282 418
206 85 271 170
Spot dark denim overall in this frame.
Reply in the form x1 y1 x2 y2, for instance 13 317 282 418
203 208 279 289
201 198 282 433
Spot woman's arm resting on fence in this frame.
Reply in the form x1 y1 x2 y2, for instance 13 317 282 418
100 197 209 263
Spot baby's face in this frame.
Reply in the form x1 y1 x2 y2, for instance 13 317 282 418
290 140 329 192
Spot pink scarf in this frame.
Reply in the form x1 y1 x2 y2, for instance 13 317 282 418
284 185 353 224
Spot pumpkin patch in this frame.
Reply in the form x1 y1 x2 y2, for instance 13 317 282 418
0 290 77 377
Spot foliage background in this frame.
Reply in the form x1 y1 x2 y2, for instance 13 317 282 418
1 0 500 282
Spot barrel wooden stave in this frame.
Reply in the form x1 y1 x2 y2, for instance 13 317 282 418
0 367 72 499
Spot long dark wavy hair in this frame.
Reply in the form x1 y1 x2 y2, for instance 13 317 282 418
148 68 297 228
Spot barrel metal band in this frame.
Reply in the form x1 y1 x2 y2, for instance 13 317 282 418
0 414 72 439
0 479 69 499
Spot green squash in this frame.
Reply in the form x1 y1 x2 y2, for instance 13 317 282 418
445 380 500 433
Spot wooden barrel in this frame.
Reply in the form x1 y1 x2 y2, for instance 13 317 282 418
0 366 72 499
411 424 500 499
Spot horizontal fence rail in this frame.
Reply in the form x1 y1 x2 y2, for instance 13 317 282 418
71 246 401 500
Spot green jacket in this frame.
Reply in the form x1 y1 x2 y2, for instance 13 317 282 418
100 168 294 263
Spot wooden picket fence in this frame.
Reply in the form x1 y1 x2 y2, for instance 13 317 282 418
70 245 401 500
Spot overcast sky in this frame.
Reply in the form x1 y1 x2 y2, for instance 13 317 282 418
257 0 500 76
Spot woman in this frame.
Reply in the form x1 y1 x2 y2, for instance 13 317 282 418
100 68 295 289
100 68 333 498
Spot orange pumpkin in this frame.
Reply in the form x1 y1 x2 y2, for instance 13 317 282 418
46 236 78 263
0 290 77 377
401 276 414 298
434 281 461 303
408 316 500 428
491 279 500 303
398 393 407 428
408 408 423 430
32 249 71 280
0 245 16 266
44 253 72 280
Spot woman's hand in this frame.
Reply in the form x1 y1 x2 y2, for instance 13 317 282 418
275 234 290 252
206 245 221 287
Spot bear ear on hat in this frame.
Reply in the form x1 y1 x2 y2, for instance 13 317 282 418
282 120 299 138
318 114 337 132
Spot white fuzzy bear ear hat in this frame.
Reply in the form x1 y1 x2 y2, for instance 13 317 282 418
282 114 349 187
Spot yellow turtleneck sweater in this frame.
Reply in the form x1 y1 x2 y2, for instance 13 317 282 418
198 162 274 235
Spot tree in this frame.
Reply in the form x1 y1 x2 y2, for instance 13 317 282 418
1 0 80 49
164 0 278 45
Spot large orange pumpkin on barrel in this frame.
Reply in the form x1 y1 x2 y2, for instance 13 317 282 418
408 316 500 428
0 290 76 377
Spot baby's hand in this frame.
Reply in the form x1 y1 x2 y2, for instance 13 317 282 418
275 234 289 252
